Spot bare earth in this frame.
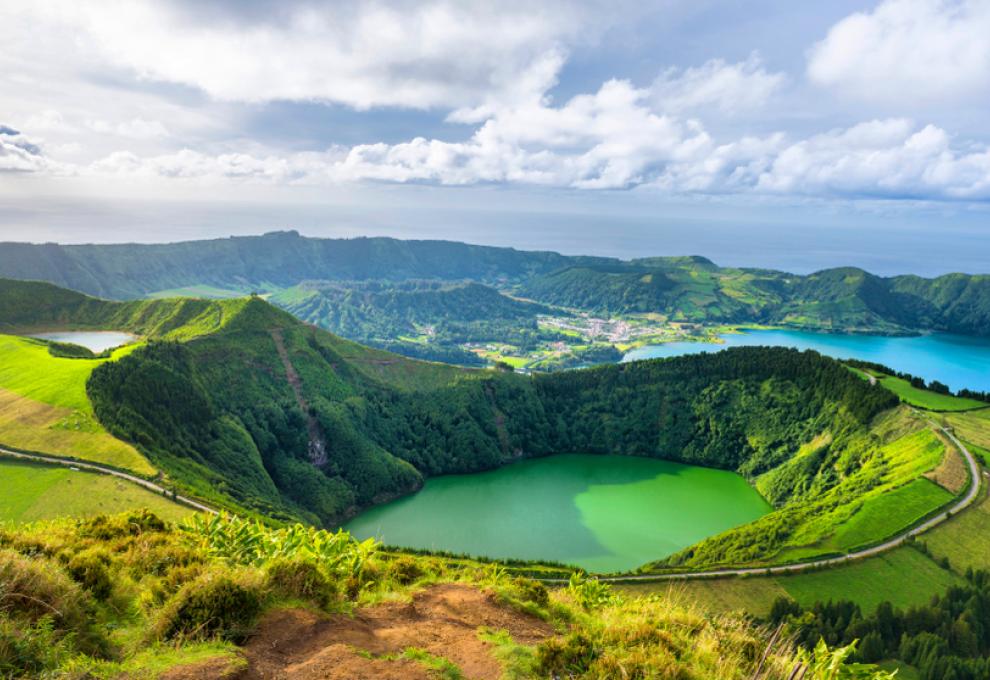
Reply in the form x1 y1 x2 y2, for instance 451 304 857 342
163 584 552 680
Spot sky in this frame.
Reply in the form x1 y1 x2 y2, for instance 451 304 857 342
1 0 989 274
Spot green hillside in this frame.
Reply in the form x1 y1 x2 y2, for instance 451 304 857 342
0 231 606 299
2 280 967 577
521 261 990 335
271 280 563 365
1 233 987 338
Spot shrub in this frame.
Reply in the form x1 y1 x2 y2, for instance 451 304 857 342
0 615 74 677
153 568 265 642
0 549 106 656
535 633 600 676
265 558 336 608
567 572 614 611
387 556 424 586
67 549 113 600
79 510 167 540
509 577 549 609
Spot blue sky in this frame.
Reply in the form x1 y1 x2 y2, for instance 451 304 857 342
0 0 988 274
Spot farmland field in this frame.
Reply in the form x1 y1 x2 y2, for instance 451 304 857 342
0 334 153 474
0 458 193 523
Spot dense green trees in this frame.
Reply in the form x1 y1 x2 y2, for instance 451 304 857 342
774 567 990 679
86 294 896 544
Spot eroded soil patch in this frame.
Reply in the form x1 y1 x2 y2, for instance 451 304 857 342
236 583 552 680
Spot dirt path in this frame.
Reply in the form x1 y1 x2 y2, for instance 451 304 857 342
232 584 552 680
0 445 215 514
270 328 327 467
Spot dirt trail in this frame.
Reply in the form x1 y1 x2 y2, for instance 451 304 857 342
229 584 551 680
270 328 328 467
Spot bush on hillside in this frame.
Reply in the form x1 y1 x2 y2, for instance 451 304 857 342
386 555 424 586
264 558 336 608
66 548 113 600
78 510 168 540
0 549 106 656
153 568 265 642
0 615 76 677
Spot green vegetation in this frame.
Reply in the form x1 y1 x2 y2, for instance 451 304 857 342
772 568 990 678
0 459 193 523
86 291 915 568
821 478 952 551
2 232 988 342
778 547 963 613
0 334 152 474
521 261 990 336
0 511 895 679
0 279 955 573
878 375 987 411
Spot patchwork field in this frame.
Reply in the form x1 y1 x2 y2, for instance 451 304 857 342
0 458 193 523
0 334 153 474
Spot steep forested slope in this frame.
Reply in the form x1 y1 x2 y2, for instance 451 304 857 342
4 280 956 571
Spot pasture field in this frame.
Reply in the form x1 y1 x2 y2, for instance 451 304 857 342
945 407 990 447
921 486 990 574
878 375 986 411
821 478 952 552
0 334 153 474
777 546 962 612
0 458 193 523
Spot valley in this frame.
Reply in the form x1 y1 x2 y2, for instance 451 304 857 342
1 254 988 679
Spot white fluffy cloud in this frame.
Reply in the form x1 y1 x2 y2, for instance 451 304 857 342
18 104 990 201
651 54 786 115
7 0 592 113
808 0 990 103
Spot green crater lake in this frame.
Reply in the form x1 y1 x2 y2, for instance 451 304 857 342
345 454 771 573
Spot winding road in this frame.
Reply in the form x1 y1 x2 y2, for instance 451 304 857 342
1 423 982 584
0 446 216 514
568 425 983 584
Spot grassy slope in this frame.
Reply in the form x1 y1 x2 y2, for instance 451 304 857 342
821 478 952 552
0 335 153 474
0 511 888 680
0 458 192 523
632 391 990 617
946 408 990 466
878 375 987 411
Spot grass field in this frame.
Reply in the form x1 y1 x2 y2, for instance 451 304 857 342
0 458 193 524
778 546 961 612
822 478 952 551
622 544 962 617
879 376 987 411
0 334 153 474
945 407 990 449
922 486 990 574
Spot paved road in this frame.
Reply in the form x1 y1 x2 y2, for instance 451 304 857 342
0 446 216 514
2 420 981 584
550 426 982 584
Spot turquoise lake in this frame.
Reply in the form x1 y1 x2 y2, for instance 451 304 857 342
345 454 770 573
623 329 990 393
30 331 137 353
